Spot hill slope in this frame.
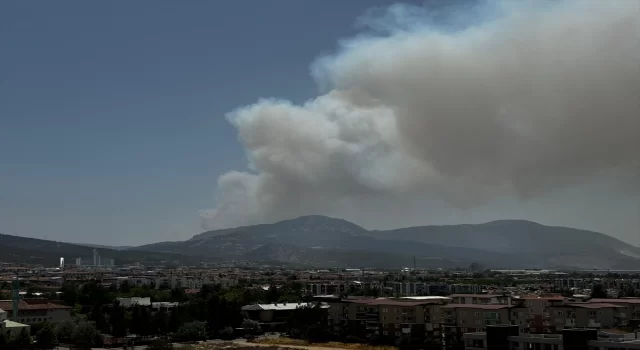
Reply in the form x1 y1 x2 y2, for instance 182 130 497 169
0 233 216 266
371 220 640 269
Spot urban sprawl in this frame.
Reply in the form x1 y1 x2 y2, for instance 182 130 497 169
2 253 640 349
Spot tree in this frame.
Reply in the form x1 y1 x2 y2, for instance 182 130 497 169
73 321 102 350
109 301 128 337
241 319 260 334
591 284 607 298
168 306 185 333
152 307 170 335
56 319 77 343
175 321 207 342
14 328 32 350
36 323 59 349
219 326 234 340
89 304 109 332
0 332 8 349
119 280 131 294
60 282 78 306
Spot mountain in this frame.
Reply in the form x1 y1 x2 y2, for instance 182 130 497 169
134 215 640 269
0 233 217 266
370 220 640 269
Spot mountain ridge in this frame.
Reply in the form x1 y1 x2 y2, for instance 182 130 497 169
135 216 640 269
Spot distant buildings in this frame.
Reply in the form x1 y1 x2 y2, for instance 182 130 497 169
74 249 115 267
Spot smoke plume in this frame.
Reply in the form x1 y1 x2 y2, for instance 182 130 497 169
201 0 640 230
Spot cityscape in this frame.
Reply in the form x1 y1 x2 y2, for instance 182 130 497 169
1 0 639 349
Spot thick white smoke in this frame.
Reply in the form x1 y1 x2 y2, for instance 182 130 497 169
201 0 640 230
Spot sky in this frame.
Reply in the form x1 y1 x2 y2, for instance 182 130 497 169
1 0 639 246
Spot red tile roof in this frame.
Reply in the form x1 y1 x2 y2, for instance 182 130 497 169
563 303 623 309
344 298 442 306
0 300 72 311
442 304 518 310
590 298 640 304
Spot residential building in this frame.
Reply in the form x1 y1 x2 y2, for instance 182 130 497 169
547 303 626 331
324 297 450 343
241 302 329 331
441 304 529 335
463 325 640 350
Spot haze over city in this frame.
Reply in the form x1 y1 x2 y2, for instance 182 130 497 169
1 0 639 246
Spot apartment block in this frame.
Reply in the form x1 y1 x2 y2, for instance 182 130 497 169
324 297 449 342
547 303 626 331
441 303 529 335
463 325 640 350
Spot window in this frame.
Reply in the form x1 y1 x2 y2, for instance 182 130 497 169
461 320 467 324
460 311 466 316
383 316 387 321
382 308 388 313
474 312 481 317
556 311 563 316
383 331 388 336
475 320 482 325
395 316 400 321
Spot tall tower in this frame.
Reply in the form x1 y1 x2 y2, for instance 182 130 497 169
93 249 98 266
60 257 65 270
12 274 20 320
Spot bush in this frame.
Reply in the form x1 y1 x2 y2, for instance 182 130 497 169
241 319 260 334
36 323 59 349
219 326 234 340
175 321 207 342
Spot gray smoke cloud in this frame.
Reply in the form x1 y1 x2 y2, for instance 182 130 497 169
201 0 640 230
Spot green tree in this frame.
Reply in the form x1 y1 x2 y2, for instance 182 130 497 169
219 326 234 340
0 332 8 349
89 304 110 332
35 323 58 349
73 321 103 350
131 305 152 337
56 319 77 343
175 321 207 342
152 307 170 335
60 282 78 306
591 284 607 298
168 306 185 333
14 328 32 350
119 280 131 294
109 301 128 337
241 319 260 334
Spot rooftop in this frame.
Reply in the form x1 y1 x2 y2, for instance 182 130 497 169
0 300 72 311
442 303 517 310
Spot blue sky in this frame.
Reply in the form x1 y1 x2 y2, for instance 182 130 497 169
0 0 426 245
